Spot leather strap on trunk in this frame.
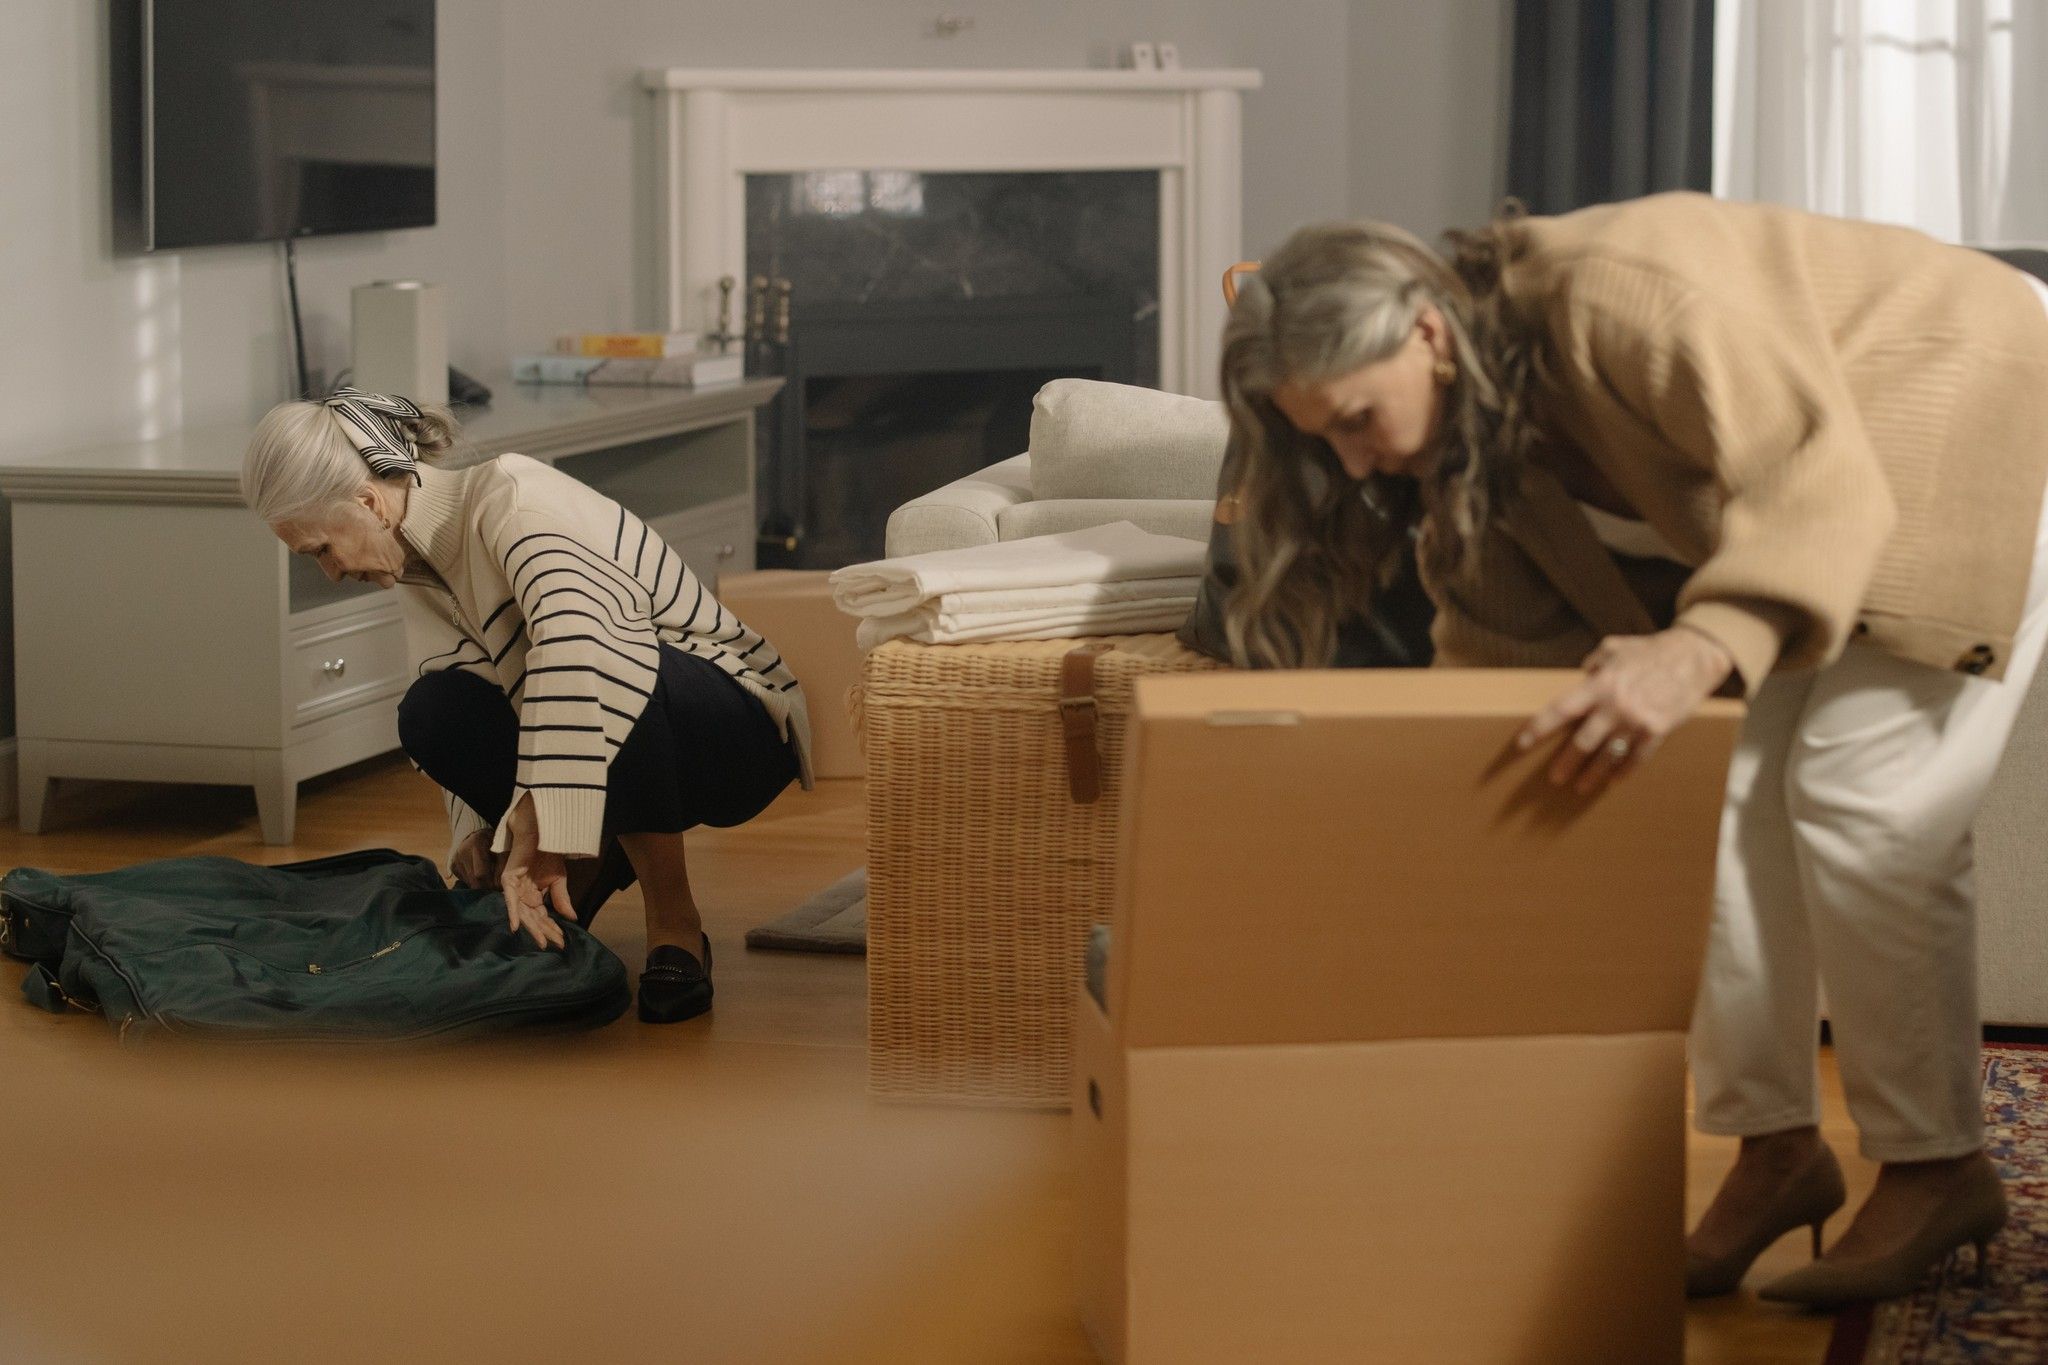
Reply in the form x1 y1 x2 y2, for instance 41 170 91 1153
1060 642 1115 804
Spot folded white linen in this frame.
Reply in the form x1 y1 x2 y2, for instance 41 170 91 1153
829 521 1208 618
917 575 1200 617
855 595 1197 649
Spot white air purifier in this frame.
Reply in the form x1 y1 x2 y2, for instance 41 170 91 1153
350 280 448 405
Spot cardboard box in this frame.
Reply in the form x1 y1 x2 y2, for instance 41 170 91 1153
1075 670 1744 1364
717 570 865 779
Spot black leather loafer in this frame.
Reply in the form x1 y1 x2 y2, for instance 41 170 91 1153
638 933 713 1023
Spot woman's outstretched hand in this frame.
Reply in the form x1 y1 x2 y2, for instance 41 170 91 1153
1517 628 1734 797
499 792 577 950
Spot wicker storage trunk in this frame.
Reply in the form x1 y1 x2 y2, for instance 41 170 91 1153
857 634 1224 1106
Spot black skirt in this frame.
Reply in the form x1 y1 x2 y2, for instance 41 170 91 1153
397 644 799 841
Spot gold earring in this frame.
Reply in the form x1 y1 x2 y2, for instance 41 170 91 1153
1433 358 1457 385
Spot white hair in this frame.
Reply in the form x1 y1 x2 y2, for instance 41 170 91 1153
241 398 461 526
242 402 368 526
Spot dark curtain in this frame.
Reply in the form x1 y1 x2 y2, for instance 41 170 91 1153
1507 0 1716 215
1985 248 2048 287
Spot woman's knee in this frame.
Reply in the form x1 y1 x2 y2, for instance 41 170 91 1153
1781 745 1971 889
398 669 505 768
699 737 800 828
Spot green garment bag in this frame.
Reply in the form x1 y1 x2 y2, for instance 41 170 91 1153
1 849 628 1042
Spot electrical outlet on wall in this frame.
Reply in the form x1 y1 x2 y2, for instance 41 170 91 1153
1154 41 1181 70
1122 41 1157 71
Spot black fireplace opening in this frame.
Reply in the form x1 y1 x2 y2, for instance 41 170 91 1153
792 366 1086 570
758 293 1137 570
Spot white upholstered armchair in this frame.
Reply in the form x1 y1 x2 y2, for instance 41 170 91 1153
884 379 1227 558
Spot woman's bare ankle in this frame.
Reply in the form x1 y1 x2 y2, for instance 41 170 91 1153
646 926 700 941
645 916 703 956
618 831 702 959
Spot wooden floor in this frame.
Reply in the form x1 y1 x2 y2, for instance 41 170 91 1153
0 756 1862 1364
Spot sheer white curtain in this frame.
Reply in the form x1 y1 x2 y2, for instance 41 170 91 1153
1714 0 2048 242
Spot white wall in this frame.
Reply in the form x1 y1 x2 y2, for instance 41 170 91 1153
0 0 510 744
493 0 1358 350
1347 0 1514 243
0 2 1513 463
0 0 509 463
0 0 1510 748
0 0 1515 465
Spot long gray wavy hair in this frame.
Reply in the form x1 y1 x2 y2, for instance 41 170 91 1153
1218 210 1550 669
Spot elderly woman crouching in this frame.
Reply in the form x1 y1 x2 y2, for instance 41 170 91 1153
242 389 813 1023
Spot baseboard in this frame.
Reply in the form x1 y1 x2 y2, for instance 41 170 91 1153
0 738 15 825
1985 1024 2048 1046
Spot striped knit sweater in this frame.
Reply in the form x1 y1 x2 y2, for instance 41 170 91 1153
395 454 812 861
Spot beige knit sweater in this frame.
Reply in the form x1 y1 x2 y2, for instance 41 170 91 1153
1427 192 2048 695
396 454 813 861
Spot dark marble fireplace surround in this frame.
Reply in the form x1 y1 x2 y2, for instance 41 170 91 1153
745 170 1160 569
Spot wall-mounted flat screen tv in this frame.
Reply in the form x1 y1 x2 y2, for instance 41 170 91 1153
130 0 436 250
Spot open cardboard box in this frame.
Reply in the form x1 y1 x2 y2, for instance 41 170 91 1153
1074 670 1743 1364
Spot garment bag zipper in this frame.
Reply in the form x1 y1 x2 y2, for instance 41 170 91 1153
306 932 421 975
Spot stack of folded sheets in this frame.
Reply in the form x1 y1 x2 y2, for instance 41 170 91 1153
829 521 1208 648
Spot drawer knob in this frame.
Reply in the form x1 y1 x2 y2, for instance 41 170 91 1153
322 658 347 677
717 543 737 560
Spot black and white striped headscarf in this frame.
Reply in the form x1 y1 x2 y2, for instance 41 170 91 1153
324 386 423 485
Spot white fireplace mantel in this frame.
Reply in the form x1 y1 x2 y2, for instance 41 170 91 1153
641 67 1262 398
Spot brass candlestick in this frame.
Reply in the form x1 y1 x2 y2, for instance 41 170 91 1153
707 274 739 352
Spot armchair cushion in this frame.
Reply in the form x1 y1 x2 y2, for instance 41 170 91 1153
1028 379 1230 502
884 452 1033 557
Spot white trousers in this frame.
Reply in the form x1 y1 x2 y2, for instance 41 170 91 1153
1689 271 2048 1163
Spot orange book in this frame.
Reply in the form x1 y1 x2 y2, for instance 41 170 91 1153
552 330 699 359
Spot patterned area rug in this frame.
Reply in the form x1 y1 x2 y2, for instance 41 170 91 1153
1826 1043 2048 1364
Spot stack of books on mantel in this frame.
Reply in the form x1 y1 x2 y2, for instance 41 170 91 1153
512 331 745 388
